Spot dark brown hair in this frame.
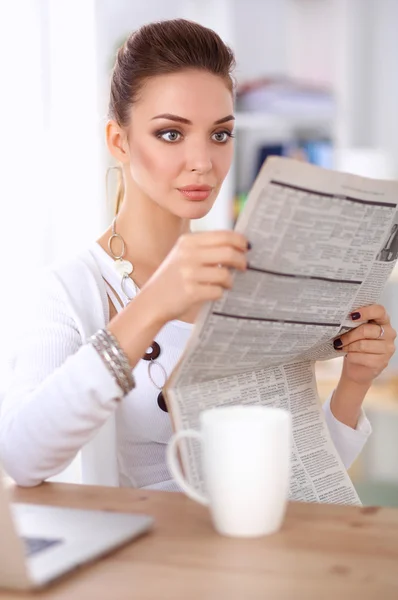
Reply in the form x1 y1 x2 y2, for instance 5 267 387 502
108 19 236 214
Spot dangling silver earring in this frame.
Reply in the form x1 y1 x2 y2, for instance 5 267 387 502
105 165 123 216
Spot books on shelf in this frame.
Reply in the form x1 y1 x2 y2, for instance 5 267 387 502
233 137 334 221
232 77 336 221
236 76 335 119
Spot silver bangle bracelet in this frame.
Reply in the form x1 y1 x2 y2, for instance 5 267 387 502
95 332 132 394
94 339 131 393
88 329 135 396
90 331 134 396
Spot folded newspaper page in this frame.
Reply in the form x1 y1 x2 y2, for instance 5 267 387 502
164 156 398 505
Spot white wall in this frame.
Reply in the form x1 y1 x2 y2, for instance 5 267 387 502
371 0 398 174
233 0 288 81
286 0 398 173
46 0 105 259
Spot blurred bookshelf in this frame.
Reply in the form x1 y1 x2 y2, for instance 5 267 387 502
226 76 337 223
234 111 333 132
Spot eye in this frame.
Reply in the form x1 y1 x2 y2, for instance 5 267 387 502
212 130 234 143
156 129 182 143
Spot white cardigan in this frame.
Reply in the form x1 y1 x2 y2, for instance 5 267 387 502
0 246 371 488
1 249 121 487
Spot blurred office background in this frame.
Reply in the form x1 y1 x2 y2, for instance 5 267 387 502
0 0 397 504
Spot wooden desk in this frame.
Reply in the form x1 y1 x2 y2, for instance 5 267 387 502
2 483 398 600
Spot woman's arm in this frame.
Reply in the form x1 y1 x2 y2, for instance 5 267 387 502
322 303 396 469
322 392 371 469
330 376 371 429
0 273 165 487
0 230 249 487
331 304 396 427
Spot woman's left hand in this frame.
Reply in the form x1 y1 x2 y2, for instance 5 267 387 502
334 304 397 386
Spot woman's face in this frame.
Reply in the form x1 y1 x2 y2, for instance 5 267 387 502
124 69 234 220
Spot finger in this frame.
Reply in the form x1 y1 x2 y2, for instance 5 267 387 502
199 246 248 271
190 230 250 252
195 266 234 289
349 304 390 325
196 283 224 302
341 339 389 355
336 322 388 346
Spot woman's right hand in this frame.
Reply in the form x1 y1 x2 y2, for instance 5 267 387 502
144 230 250 324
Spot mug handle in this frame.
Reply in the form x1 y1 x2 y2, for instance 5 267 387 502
167 430 209 506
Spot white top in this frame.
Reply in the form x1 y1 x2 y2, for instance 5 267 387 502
0 243 371 490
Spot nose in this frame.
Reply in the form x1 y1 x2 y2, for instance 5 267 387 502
185 139 213 174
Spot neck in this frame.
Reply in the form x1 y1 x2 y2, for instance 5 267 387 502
98 181 191 275
116 200 190 268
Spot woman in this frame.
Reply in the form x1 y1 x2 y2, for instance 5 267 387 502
0 19 396 491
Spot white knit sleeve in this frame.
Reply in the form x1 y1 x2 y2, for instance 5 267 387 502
322 392 372 469
0 271 122 487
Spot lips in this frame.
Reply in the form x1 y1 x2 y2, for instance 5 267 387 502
177 185 213 201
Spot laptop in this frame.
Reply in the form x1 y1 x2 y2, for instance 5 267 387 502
0 474 153 591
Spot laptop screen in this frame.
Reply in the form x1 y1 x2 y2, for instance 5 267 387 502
23 536 63 557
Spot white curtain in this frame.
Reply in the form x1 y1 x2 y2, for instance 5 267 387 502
0 0 106 391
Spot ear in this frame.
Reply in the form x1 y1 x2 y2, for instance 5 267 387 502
106 119 130 164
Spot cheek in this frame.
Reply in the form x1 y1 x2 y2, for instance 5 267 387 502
129 140 180 186
214 145 234 179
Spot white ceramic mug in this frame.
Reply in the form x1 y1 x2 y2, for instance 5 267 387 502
167 405 292 538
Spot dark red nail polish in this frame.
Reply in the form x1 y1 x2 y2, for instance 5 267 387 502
333 338 343 349
247 241 252 250
351 312 361 320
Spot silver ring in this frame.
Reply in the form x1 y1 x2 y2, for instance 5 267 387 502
377 325 385 339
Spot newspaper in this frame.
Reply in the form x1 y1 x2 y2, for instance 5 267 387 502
164 156 398 505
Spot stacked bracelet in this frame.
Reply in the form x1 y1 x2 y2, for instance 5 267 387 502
89 329 135 396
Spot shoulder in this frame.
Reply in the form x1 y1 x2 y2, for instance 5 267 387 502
6 247 109 372
30 246 109 340
50 245 104 288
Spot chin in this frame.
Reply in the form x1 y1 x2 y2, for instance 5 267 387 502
176 200 215 220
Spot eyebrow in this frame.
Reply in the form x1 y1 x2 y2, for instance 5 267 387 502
151 113 235 125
